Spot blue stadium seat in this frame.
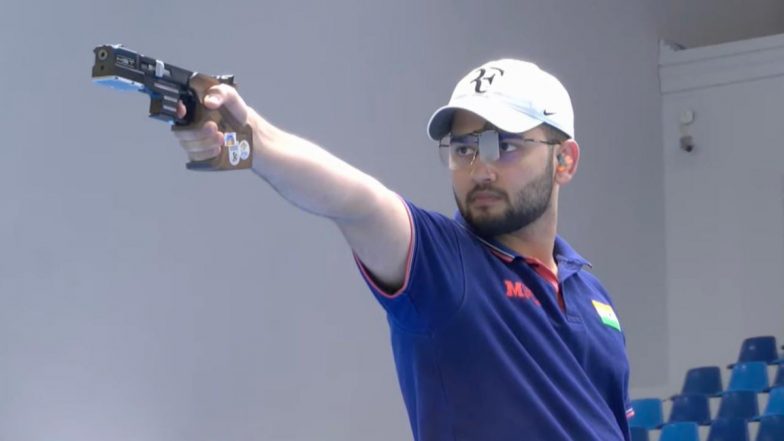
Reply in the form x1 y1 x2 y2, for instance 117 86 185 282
669 394 711 425
675 366 723 398
660 422 700 441
756 415 784 441
758 386 784 418
630 426 650 441
717 390 759 420
706 418 749 441
728 336 781 368
727 362 770 392
629 398 663 429
767 364 784 391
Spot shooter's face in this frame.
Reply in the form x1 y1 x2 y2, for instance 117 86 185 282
449 110 556 238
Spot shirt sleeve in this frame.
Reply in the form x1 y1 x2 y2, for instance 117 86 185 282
354 198 465 333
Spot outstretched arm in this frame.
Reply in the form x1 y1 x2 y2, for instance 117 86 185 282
174 85 411 291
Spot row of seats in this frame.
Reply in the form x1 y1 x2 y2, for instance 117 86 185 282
631 417 784 441
629 336 784 441
677 362 784 397
723 336 784 367
631 388 784 426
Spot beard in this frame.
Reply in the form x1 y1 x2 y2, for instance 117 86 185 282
455 157 554 238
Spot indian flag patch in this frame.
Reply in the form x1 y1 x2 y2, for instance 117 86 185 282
591 300 621 331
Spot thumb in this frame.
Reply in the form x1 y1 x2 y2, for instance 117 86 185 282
203 84 249 124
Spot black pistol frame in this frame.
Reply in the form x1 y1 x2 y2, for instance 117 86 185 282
91 44 253 171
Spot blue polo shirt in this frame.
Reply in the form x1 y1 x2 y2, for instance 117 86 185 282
355 200 633 441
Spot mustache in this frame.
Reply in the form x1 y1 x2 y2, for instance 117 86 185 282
467 185 508 202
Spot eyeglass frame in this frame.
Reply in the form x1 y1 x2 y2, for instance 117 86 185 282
437 127 562 170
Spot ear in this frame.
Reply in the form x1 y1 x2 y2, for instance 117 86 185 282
554 139 579 184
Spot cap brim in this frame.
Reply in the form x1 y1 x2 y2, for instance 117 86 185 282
426 96 544 140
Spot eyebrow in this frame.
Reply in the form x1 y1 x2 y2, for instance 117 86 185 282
449 133 474 142
499 132 526 140
450 123 495 138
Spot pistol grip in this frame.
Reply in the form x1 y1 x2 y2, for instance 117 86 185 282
172 73 253 171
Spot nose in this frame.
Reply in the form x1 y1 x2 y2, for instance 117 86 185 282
469 156 498 183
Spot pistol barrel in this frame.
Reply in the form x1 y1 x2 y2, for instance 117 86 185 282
92 44 204 124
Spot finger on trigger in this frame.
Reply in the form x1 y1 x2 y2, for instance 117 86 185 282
176 101 187 119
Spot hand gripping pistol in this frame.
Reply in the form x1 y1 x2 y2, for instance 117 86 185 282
91 44 252 171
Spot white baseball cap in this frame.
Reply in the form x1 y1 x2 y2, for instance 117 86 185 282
426 59 574 140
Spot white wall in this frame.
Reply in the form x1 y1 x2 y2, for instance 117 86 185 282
657 0 784 48
658 34 784 397
0 0 781 439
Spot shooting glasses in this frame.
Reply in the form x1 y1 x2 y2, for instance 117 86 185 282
438 129 561 170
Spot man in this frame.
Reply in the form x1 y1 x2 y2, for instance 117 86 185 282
175 59 633 441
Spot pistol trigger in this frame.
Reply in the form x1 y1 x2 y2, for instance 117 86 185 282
149 96 164 118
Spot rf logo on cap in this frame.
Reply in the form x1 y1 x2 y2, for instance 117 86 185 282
470 67 505 93
427 59 575 141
